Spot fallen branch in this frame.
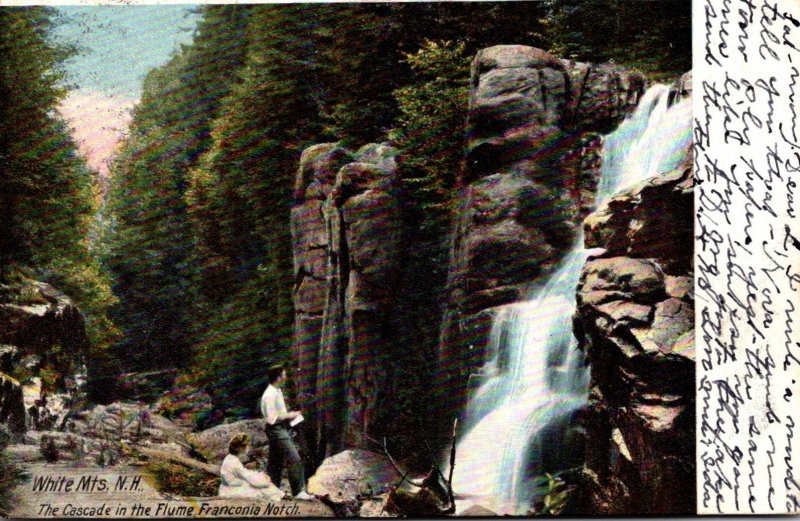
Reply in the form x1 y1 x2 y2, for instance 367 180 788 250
445 418 458 513
365 434 424 488
135 446 220 476
370 418 460 516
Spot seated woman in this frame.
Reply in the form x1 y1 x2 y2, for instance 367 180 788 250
219 434 285 501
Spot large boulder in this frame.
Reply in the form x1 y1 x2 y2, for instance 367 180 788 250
186 419 268 463
21 430 106 462
0 276 92 435
307 449 397 504
439 46 644 419
584 167 693 274
70 402 185 446
0 279 89 375
461 504 499 517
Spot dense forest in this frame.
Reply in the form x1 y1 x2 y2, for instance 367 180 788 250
1 1 691 455
0 7 119 399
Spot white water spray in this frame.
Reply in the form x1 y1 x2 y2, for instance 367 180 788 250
451 84 692 514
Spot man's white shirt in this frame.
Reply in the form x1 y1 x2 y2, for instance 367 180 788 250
260 384 287 425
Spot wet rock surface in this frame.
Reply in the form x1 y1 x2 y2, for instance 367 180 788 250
575 163 695 514
439 45 644 417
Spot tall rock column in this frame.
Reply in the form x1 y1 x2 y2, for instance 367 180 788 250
291 143 402 460
438 45 644 419
291 144 353 404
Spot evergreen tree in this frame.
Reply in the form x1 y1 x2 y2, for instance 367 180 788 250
389 2 548 55
1 7 72 265
310 4 405 145
105 50 199 375
105 1 691 426
0 7 118 399
541 0 691 78
105 6 248 382
384 40 470 457
185 4 324 418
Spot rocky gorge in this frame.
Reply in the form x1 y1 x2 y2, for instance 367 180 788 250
287 46 694 514
0 41 695 517
438 45 646 416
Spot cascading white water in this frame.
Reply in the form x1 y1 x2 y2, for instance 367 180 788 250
451 84 692 514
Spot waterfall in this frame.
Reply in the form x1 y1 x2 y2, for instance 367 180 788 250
451 84 692 514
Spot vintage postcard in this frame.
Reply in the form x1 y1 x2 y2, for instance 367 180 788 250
0 0 796 517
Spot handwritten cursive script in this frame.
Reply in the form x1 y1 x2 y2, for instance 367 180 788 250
696 0 800 513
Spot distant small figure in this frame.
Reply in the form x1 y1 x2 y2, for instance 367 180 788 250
218 434 285 501
138 407 152 428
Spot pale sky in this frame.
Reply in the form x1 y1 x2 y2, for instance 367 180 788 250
53 6 200 177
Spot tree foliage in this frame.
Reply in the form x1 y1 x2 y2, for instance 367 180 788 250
542 0 691 79
0 7 118 398
3 0 692 440
180 5 324 418
102 2 691 429
383 40 470 458
105 6 248 383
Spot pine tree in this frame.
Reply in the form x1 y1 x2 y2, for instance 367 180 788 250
105 6 249 381
541 0 691 78
0 7 118 399
309 4 404 145
185 4 324 417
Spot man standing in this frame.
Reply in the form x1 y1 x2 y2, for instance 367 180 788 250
260 364 314 501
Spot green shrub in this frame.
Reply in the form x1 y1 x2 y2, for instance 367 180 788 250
530 472 573 516
40 436 59 463
0 267 47 306
95 441 121 468
145 460 219 497
0 449 27 517
158 373 218 429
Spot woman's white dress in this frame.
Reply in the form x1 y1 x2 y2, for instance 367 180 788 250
218 454 285 501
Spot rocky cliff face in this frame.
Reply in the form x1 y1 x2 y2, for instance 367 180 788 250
439 46 644 414
575 74 694 514
0 277 90 435
291 143 402 460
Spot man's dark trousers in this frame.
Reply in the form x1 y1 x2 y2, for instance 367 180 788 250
266 424 304 495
